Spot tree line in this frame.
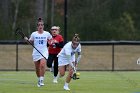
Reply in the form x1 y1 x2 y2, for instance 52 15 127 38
0 0 140 41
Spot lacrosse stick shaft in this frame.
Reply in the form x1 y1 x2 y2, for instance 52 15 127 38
26 39 47 60
16 28 47 60
74 62 77 72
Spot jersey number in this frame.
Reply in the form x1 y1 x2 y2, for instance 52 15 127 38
39 40 43 44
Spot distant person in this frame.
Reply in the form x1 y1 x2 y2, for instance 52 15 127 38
57 34 81 90
47 26 64 83
24 18 52 87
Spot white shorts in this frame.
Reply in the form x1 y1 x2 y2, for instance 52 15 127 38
58 55 75 66
32 54 48 62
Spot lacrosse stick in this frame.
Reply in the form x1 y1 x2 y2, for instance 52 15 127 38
71 62 80 80
15 28 47 60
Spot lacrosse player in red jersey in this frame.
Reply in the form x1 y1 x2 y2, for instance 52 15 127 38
57 34 81 90
47 26 64 83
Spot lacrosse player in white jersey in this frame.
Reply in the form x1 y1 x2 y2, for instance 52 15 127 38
24 18 52 87
57 34 81 90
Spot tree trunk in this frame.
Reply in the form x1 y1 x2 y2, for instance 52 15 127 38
12 0 20 31
1 0 9 26
36 0 44 19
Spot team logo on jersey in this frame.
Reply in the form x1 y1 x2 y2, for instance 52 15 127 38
35 37 46 39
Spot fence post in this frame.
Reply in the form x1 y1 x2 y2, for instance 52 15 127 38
16 41 19 71
112 44 114 71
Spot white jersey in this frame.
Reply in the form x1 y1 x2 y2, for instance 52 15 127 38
29 31 52 61
57 41 81 66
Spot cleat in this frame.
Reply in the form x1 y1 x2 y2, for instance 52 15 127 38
40 82 45 86
40 80 45 86
63 86 70 90
37 80 44 87
53 78 58 83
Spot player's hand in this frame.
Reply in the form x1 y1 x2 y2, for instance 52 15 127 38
24 37 28 41
54 40 58 43
48 39 54 45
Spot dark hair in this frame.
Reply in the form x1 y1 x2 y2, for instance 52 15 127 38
37 17 44 25
38 17 42 22
72 34 80 42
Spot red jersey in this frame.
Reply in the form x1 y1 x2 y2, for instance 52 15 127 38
48 34 64 54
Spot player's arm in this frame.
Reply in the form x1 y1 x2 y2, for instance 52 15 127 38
47 42 49 47
53 36 64 48
55 41 64 48
75 45 82 65
47 38 53 45
24 35 34 44
65 49 76 71
76 52 81 63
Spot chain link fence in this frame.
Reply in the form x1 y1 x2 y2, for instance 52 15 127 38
0 41 140 71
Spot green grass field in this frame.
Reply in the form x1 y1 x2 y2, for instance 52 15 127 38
0 71 140 93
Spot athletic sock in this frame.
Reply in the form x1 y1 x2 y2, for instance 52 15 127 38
54 76 57 79
40 76 44 81
64 82 69 87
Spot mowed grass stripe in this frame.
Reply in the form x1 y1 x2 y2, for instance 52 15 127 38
0 71 139 93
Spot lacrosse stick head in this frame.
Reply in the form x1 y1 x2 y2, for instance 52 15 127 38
15 28 21 34
71 72 80 80
15 28 25 38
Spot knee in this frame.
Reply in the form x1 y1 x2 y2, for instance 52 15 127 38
60 72 65 77
40 63 46 68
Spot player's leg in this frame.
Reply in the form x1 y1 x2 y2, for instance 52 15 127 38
57 57 67 78
47 54 54 72
54 56 58 76
39 58 46 86
34 60 42 87
63 64 73 90
66 65 73 83
40 58 46 75
53 56 58 83
34 60 41 77
47 54 54 68
64 56 75 90
58 65 66 77
58 57 70 90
